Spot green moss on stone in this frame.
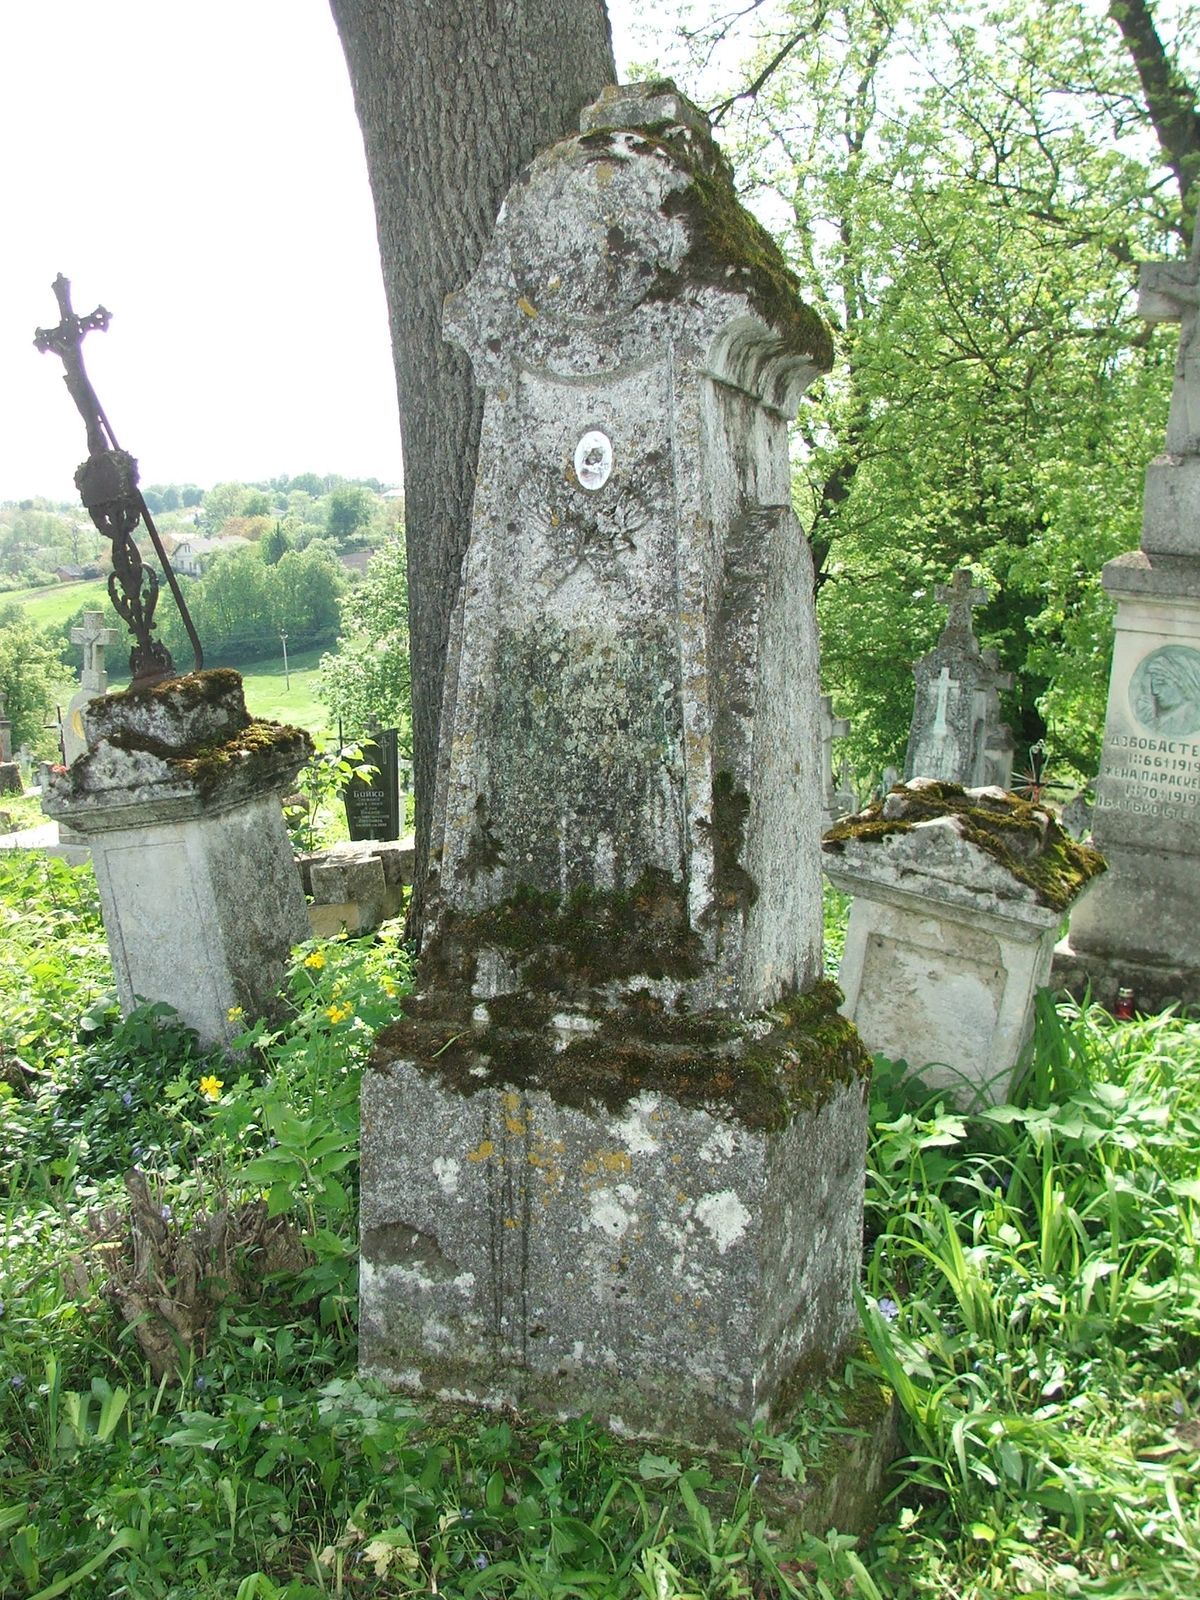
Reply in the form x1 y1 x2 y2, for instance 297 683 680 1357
97 717 311 797
824 780 1104 912
423 866 704 993
577 89 833 369
115 667 246 712
374 977 868 1131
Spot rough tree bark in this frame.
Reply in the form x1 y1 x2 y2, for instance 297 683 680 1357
328 0 616 938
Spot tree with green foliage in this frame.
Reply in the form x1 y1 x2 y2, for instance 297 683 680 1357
0 603 70 757
325 484 373 542
158 541 345 666
684 0 1182 783
261 520 291 566
200 481 254 535
275 542 346 644
318 536 411 741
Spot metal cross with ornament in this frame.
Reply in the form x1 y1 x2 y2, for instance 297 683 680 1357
35 275 203 688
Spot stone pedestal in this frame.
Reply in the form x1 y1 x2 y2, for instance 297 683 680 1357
361 83 872 1445
825 782 1104 1106
364 985 867 1445
42 669 312 1045
1057 552 1200 1009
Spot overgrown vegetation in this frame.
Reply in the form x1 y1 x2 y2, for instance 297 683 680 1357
1 852 1197 1596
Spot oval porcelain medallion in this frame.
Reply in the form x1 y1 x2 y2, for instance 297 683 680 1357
573 430 614 491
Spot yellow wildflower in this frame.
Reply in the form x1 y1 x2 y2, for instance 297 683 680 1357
326 1002 352 1025
303 950 327 970
198 1074 224 1101
227 1005 244 1023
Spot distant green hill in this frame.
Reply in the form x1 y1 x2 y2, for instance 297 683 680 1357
3 579 333 738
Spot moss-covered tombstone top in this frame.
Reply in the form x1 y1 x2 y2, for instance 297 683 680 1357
431 82 831 1014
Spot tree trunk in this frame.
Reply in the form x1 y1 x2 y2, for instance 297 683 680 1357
1108 0 1200 228
328 0 616 938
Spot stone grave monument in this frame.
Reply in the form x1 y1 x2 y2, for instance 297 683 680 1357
35 275 313 1043
1057 234 1200 1009
42 671 312 1045
360 83 872 1447
819 694 851 832
904 570 1014 789
62 609 120 765
825 781 1104 1106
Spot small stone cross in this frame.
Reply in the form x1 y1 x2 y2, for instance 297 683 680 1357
72 610 120 692
33 275 113 459
931 666 958 737
936 569 987 639
1139 230 1200 456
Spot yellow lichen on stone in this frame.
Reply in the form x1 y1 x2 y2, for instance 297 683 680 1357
466 1138 495 1163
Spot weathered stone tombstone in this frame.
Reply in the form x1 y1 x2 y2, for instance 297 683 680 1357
1060 789 1094 842
62 610 120 766
825 780 1104 1106
904 571 1014 789
35 276 314 1042
819 694 852 833
361 83 873 1448
1056 236 1200 1009
42 671 312 1045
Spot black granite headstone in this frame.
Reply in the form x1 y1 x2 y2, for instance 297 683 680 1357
343 730 400 841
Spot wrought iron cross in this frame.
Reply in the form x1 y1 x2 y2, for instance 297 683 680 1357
35 275 203 689
33 277 112 457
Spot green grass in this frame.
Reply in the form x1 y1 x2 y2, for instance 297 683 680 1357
2 578 113 631
239 648 332 736
4 578 333 737
0 857 1198 1598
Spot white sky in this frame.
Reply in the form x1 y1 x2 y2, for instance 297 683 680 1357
0 0 659 504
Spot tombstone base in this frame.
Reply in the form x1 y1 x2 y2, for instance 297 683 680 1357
1054 846 1200 1016
42 670 313 1044
824 782 1104 1107
0 762 20 796
361 986 869 1447
757 1365 899 1538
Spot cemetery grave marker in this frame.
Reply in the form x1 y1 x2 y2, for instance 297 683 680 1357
1057 231 1200 1007
62 609 120 766
904 569 1013 789
360 83 875 1452
36 277 312 1043
825 780 1104 1106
